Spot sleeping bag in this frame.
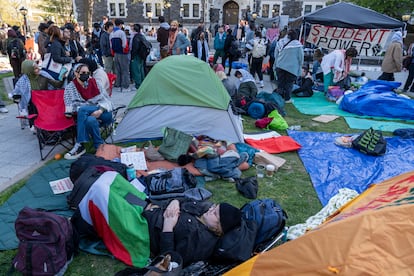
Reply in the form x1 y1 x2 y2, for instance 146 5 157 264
339 80 414 120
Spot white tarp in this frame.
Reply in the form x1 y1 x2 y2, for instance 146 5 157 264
306 24 392 56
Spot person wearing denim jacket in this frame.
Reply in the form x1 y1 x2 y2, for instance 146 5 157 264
169 20 190 55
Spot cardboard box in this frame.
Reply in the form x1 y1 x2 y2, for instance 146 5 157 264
254 151 286 171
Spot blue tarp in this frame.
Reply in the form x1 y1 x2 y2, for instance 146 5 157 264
288 130 414 206
339 80 414 120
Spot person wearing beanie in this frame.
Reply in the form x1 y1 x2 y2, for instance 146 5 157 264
377 31 403 81
143 199 241 266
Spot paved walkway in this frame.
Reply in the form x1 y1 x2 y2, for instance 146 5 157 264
0 61 410 193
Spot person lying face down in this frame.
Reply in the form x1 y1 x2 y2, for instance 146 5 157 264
144 199 241 266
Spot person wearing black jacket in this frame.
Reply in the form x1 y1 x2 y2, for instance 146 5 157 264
100 21 114 73
143 199 241 266
292 66 314 97
223 29 238 76
130 24 148 89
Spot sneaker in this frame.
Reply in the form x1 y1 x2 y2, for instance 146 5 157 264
259 81 264 88
334 135 359 148
285 99 294 104
64 143 86 160
0 107 8 113
122 87 132 93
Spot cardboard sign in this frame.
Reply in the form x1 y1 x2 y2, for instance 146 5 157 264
306 24 392 56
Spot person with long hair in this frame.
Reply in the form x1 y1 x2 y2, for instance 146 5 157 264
63 63 113 159
43 25 73 80
168 20 189 56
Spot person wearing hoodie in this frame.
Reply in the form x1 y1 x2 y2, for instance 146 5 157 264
377 31 403 81
274 29 304 103
11 60 63 128
157 16 170 58
234 69 258 102
6 29 25 79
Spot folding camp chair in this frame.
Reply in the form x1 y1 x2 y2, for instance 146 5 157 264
28 90 76 160
99 105 126 144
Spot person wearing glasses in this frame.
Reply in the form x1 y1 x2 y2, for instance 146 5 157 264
63 63 113 159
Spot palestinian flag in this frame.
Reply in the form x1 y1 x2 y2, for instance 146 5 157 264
79 171 150 267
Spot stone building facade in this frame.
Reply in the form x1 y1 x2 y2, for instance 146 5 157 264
74 0 327 31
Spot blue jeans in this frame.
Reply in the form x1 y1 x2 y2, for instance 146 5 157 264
76 105 112 148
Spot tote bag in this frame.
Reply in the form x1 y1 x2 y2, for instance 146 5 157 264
42 53 72 79
158 127 193 162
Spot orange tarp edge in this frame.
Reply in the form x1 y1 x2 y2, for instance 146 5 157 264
225 171 414 275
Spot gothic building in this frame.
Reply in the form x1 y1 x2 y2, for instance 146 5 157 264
74 0 326 30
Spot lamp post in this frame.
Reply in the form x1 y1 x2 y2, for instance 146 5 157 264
164 2 171 22
147 11 153 26
19 6 28 36
180 6 184 24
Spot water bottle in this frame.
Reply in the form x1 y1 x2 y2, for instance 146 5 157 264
126 164 136 181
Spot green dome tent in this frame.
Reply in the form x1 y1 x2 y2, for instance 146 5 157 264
112 55 244 143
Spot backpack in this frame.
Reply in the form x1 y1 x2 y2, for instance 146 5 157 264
241 198 288 248
12 207 77 276
252 39 266 58
143 168 197 200
229 39 241 58
10 39 24 59
134 34 152 60
352 127 387 156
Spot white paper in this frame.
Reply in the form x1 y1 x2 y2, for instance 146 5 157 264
121 151 148 170
244 131 281 140
49 177 74 194
121 145 137 153
312 115 339 123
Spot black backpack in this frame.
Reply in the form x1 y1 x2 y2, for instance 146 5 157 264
10 39 24 59
12 207 78 275
352 128 387 156
241 199 288 248
133 34 152 60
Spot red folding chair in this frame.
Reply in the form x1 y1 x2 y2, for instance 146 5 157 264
29 90 76 160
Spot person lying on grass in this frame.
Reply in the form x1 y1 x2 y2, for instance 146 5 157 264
144 199 241 266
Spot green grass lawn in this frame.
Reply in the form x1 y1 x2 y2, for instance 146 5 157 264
0 103 355 275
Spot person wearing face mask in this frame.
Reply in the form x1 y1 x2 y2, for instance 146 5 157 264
168 20 190 56
63 63 113 159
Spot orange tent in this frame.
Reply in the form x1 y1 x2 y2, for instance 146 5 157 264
225 171 414 275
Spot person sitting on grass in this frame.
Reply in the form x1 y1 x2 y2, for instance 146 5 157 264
144 199 242 266
63 63 113 159
234 69 258 104
292 65 314 97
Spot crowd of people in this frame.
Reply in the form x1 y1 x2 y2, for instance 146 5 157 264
1 16 414 152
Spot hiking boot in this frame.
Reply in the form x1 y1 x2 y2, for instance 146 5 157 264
64 143 86 160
